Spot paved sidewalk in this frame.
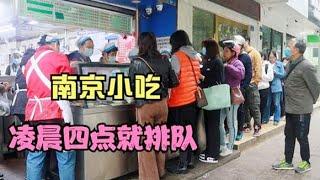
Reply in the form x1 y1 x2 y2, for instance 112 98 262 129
198 108 320 180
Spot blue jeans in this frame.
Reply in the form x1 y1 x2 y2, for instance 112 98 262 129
264 92 282 123
220 104 239 150
27 151 76 180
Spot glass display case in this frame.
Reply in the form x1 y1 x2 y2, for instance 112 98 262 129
78 63 133 108
73 62 137 180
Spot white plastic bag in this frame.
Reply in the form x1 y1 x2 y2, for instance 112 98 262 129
0 92 12 116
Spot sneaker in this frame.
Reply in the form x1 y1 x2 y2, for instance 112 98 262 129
243 124 251 133
272 159 294 170
270 116 274 121
219 145 225 153
253 126 261 137
199 151 206 159
236 132 244 141
295 161 312 174
253 129 261 137
199 156 218 164
273 121 279 126
220 148 232 157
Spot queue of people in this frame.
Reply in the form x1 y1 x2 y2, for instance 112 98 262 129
0 29 318 180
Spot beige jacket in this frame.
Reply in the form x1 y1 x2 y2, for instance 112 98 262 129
247 46 262 85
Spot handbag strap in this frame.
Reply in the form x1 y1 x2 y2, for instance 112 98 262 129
136 57 156 73
185 54 199 86
136 57 164 87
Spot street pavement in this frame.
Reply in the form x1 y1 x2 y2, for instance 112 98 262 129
198 108 320 180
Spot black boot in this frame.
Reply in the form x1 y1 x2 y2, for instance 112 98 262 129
187 153 195 169
167 151 189 174
0 173 4 180
167 161 188 174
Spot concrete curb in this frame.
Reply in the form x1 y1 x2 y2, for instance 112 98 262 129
164 151 241 180
234 123 285 151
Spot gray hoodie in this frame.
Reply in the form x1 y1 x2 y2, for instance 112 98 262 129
171 46 202 76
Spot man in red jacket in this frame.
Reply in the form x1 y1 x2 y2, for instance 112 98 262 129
24 35 75 180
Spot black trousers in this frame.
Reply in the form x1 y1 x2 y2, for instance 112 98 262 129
16 114 25 123
203 109 220 158
285 113 311 164
259 88 270 123
168 102 198 166
280 90 285 117
237 88 246 132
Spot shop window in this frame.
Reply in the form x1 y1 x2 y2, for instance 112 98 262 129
272 30 283 58
262 25 272 55
261 25 283 59
286 34 295 46
215 16 248 43
192 8 215 51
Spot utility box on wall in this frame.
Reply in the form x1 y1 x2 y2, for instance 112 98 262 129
306 35 320 67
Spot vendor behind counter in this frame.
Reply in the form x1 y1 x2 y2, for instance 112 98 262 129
68 36 94 74
100 43 118 64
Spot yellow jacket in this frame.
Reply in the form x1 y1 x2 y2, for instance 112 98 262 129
247 46 262 85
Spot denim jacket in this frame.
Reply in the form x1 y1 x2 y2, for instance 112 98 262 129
271 60 285 93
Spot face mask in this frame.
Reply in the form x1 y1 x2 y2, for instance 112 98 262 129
202 47 206 55
284 48 292 58
83 48 94 57
109 56 116 63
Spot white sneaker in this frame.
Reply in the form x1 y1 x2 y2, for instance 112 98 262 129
220 148 232 157
199 156 219 164
220 145 227 152
270 116 274 121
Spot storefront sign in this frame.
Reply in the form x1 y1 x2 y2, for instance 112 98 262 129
209 0 260 21
18 0 133 33
309 0 320 26
307 35 320 43
156 36 171 53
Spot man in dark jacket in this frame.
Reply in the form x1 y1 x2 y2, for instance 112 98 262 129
272 38 320 174
234 35 252 141
11 48 35 122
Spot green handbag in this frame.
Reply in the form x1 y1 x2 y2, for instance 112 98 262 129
202 84 231 110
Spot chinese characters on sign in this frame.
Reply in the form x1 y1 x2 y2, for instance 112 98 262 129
51 73 162 101
8 124 198 152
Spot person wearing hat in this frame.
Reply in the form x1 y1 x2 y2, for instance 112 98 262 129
218 40 245 157
233 35 253 141
11 48 35 122
68 36 94 63
5 51 21 76
238 35 263 137
67 36 94 74
100 43 118 64
23 34 75 180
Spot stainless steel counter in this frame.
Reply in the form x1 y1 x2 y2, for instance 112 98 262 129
72 105 137 180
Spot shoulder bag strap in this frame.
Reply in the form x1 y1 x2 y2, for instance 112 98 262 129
136 57 164 87
185 54 199 85
136 57 155 73
285 59 305 79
